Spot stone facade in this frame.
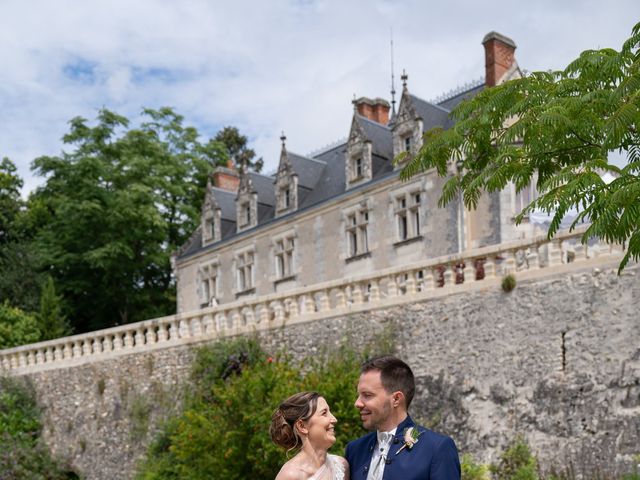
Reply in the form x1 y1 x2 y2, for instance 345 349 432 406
11 259 640 479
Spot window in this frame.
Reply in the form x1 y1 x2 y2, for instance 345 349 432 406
244 203 251 226
514 182 538 217
283 188 290 209
350 157 364 180
404 135 412 152
346 208 369 257
199 263 218 307
395 191 421 241
236 251 254 291
274 236 295 279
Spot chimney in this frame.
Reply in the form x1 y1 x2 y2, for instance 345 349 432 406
482 32 517 87
212 160 240 192
355 97 391 125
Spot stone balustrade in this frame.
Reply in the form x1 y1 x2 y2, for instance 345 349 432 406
0 226 624 374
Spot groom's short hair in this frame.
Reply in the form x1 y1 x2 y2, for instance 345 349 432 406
361 356 415 409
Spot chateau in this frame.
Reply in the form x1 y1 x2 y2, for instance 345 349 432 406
174 31 538 313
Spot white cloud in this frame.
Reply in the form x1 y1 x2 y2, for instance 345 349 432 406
1 0 638 195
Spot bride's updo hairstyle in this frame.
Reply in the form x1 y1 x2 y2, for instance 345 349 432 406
270 391 320 451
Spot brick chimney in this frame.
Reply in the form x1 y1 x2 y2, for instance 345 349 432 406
482 32 517 87
354 97 391 125
212 159 240 192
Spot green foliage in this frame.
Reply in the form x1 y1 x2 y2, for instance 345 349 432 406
490 437 539 480
29 107 231 332
401 21 640 273
0 376 77 479
38 276 70 341
136 338 365 480
214 126 264 172
0 240 46 313
501 274 517 293
0 301 41 349
0 157 23 244
461 453 489 480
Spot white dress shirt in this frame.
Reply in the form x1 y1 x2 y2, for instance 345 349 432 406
366 428 397 480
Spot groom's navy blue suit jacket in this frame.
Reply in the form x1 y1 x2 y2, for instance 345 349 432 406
345 416 461 480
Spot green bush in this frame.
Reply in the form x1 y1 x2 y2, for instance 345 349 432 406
0 301 41 348
501 274 517 293
490 436 538 480
461 453 489 480
0 376 78 479
136 338 366 480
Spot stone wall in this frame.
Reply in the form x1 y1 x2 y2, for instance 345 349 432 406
15 261 640 479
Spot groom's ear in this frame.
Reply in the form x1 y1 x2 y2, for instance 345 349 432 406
392 391 405 408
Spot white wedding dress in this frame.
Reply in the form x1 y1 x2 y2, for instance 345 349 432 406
308 454 346 480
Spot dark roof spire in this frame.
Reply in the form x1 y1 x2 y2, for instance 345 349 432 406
390 28 397 117
401 69 408 89
280 131 286 148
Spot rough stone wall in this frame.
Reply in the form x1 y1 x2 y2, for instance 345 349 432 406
18 263 640 479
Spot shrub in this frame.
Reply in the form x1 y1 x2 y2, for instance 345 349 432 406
0 301 41 348
501 274 517 293
0 376 78 479
135 338 366 480
490 436 538 480
461 453 489 480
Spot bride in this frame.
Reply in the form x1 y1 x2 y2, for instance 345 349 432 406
270 391 350 480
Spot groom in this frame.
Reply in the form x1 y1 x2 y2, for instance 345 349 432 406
345 356 461 480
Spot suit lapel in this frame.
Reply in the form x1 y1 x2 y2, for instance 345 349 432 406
355 434 378 480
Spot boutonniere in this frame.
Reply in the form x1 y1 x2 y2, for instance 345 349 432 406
396 427 422 455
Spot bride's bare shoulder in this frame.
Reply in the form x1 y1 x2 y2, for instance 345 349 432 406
275 460 304 480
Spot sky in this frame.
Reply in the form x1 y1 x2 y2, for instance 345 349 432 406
1 0 638 195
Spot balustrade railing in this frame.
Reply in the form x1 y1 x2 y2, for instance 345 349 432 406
0 226 624 373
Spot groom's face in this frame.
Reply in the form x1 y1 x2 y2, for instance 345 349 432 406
355 370 394 431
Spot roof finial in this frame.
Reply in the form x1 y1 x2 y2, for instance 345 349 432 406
390 28 397 116
352 94 358 110
280 131 286 148
401 69 408 89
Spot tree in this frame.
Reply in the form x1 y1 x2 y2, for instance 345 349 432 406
214 126 264 172
0 157 23 244
401 22 640 272
31 108 205 331
37 276 70 341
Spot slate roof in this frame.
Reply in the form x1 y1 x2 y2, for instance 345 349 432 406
288 152 327 190
410 94 455 131
358 115 393 160
437 83 485 111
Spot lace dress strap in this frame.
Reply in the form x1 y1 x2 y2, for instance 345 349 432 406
327 454 346 480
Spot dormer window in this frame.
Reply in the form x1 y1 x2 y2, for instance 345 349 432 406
201 178 222 246
274 134 299 217
346 116 373 188
236 170 258 233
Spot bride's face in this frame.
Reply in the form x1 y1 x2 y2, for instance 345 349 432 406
300 397 337 449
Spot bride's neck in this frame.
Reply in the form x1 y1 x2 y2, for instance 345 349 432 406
299 442 328 468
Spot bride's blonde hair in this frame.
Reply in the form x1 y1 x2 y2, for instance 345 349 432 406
270 391 320 453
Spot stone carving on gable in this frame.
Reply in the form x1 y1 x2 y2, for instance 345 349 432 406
201 177 222 246
392 75 423 165
345 114 373 188
274 134 299 217
236 166 258 232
